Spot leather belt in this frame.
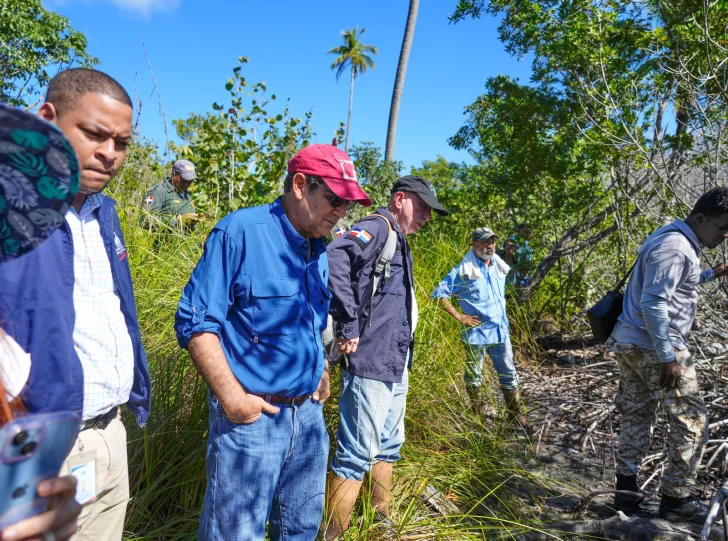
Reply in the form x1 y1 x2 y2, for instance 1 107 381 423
251 393 311 406
81 407 118 431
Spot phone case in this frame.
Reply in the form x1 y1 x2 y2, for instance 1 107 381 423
0 411 81 530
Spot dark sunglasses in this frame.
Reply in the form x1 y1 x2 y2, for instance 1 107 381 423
311 178 358 210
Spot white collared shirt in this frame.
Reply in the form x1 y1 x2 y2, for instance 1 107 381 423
65 193 134 421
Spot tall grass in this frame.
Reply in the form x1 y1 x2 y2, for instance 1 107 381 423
116 193 555 539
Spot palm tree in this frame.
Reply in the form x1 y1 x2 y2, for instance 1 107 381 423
385 0 419 162
328 27 378 152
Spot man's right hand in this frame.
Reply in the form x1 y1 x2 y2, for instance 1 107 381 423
337 337 360 355
178 213 200 225
659 360 682 390
220 391 280 425
459 314 481 328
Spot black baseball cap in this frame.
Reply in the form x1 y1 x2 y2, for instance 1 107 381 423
391 175 449 216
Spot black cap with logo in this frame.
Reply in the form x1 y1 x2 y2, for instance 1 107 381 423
391 175 449 216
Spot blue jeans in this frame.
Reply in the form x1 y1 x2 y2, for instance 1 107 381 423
331 368 408 482
199 393 328 541
465 339 519 390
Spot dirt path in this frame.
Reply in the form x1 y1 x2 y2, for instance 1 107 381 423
513 342 728 540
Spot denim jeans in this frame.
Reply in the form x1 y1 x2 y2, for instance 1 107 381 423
464 339 519 390
331 368 409 482
199 393 329 541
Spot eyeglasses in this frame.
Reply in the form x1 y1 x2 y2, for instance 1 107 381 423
310 178 358 210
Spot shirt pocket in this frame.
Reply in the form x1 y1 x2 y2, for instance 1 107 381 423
250 277 299 339
466 277 490 303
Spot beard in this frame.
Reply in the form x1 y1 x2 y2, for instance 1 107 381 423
473 247 493 261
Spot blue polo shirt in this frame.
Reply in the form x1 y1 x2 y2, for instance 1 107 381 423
175 197 331 397
432 252 510 346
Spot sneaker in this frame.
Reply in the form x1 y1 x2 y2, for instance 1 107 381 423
659 494 710 523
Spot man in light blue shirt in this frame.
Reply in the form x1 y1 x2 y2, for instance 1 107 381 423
175 144 372 541
609 187 728 523
432 227 528 429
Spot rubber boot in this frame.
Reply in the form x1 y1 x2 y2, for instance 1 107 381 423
368 461 394 526
659 493 711 524
465 384 487 420
500 387 530 432
323 473 363 540
613 474 643 515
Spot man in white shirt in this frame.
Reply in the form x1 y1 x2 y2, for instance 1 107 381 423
24 68 150 540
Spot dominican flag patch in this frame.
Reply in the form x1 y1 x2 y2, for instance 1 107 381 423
347 227 374 248
334 226 347 237
144 195 154 205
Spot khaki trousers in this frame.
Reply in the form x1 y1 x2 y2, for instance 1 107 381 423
60 416 129 541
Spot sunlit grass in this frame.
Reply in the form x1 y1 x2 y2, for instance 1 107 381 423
118 204 559 540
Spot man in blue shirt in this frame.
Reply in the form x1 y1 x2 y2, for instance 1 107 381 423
432 227 528 429
609 187 728 523
175 144 371 541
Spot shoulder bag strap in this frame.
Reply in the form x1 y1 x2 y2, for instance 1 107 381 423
613 227 686 293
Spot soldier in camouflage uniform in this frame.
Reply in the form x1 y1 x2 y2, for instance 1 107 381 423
142 159 198 229
609 187 728 523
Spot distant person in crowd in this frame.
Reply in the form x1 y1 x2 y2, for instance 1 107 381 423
609 187 728 523
496 238 520 286
510 223 533 286
175 144 371 541
0 104 82 541
433 227 529 429
323 175 448 539
142 159 199 229
0 69 152 541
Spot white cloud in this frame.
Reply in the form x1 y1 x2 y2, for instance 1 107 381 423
44 0 180 17
111 0 180 16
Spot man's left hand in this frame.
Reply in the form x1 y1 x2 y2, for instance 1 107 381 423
659 360 682 390
713 263 728 278
313 364 330 403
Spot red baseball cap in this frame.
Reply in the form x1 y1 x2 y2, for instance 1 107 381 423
288 144 372 206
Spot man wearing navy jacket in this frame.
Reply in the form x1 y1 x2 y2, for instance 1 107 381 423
0 69 151 541
323 176 448 539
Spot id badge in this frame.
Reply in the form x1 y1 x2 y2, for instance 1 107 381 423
67 451 98 505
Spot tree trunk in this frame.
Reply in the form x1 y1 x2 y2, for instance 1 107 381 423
384 0 419 162
345 67 355 152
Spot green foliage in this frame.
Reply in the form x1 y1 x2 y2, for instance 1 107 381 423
0 0 97 107
327 26 379 81
347 142 403 214
120 200 551 539
448 0 728 327
172 57 313 217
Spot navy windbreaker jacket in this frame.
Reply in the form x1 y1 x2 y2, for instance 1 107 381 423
0 196 152 426
327 207 414 384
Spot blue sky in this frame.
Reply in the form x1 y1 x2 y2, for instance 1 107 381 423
43 0 532 171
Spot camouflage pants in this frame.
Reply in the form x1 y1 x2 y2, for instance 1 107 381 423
613 343 708 498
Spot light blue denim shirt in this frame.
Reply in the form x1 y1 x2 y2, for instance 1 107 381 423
611 219 714 356
175 197 331 397
432 252 510 345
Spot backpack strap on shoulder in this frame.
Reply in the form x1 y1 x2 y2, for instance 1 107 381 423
363 214 398 327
